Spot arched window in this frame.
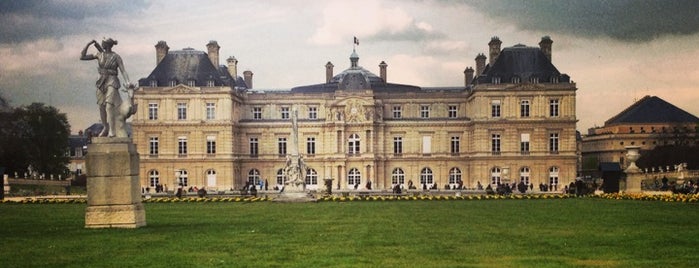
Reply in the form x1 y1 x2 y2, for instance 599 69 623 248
449 167 462 185
348 168 361 186
305 168 318 185
391 168 405 186
206 169 216 187
248 169 261 185
420 167 434 185
348 134 360 155
276 169 286 185
490 167 501 185
148 170 159 187
520 167 530 185
176 169 188 187
549 166 559 188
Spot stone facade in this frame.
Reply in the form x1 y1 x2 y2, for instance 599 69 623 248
582 96 699 172
132 37 578 192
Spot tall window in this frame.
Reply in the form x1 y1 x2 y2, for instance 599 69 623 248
448 105 458 118
520 100 530 117
451 136 460 154
449 168 462 185
281 107 290 119
206 136 216 155
248 169 261 185
392 106 402 119
177 136 187 155
276 169 286 185
348 134 360 155
149 136 159 155
491 133 501 154
177 103 187 120
308 107 317 119
549 132 559 153
391 168 405 186
306 137 316 155
278 137 287 155
176 169 188 186
393 136 403 155
422 136 432 155
520 167 530 185
549 166 559 188
549 99 560 117
206 102 216 120
177 102 187 120
491 167 501 185
148 170 159 188
491 100 501 118
253 107 262 120
249 137 259 156
305 168 318 185
348 168 361 186
520 133 530 154
420 167 434 185
148 103 158 120
420 105 430 118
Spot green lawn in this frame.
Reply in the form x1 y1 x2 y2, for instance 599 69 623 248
0 198 697 267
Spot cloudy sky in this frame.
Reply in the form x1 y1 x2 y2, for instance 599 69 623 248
2 0 699 134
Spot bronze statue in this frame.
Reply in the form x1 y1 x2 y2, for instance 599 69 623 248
80 38 134 137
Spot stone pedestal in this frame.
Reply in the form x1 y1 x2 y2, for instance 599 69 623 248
85 137 146 228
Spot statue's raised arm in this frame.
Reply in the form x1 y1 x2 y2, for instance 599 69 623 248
80 38 135 138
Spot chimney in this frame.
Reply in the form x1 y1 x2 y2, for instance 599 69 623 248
325 61 334 83
488 36 502 66
464 67 474 86
155 40 169 65
539 36 553 62
243 70 253 89
227 56 238 79
475 53 486 77
206 40 220 67
379 61 388 82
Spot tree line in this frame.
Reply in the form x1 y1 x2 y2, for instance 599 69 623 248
0 94 71 178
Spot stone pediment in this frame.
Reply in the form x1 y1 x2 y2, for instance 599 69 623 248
329 97 382 123
163 84 199 94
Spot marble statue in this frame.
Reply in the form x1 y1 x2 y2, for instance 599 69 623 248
283 108 306 190
80 38 135 138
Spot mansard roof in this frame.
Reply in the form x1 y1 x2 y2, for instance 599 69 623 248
138 48 247 89
476 44 569 84
605 96 699 125
290 49 462 93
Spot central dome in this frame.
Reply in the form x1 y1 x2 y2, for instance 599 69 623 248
331 49 382 90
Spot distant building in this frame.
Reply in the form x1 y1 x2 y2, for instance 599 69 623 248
132 37 578 191
581 95 699 172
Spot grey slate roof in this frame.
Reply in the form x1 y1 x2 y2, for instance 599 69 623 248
290 50 462 93
475 44 570 84
138 48 247 89
605 96 699 125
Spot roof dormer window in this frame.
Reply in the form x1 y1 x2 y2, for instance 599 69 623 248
512 76 521 84
187 79 196 87
530 77 539 84
492 77 501 84
150 80 158 87
551 76 559 84
207 80 215 87
169 80 176 87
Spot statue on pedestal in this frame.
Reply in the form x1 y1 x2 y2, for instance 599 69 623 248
80 38 136 138
283 108 306 191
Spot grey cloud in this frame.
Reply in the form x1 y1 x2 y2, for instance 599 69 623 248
461 0 699 42
0 0 149 44
366 24 446 43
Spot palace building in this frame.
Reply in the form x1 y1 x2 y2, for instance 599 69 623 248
132 37 578 192
581 95 699 172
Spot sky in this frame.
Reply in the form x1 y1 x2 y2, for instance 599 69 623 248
2 0 699 134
